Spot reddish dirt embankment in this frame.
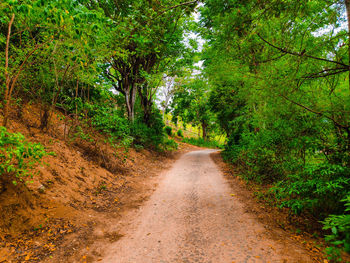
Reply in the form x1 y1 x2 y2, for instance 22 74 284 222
0 104 191 263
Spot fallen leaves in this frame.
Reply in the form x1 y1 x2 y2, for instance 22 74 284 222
24 253 31 261
0 219 76 262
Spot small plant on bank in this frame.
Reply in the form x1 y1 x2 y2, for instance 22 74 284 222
164 126 172 136
322 195 350 262
163 138 178 151
177 129 184 137
0 126 48 186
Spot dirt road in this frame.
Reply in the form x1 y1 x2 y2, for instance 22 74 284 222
101 149 314 263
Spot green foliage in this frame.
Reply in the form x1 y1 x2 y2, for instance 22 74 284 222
183 137 223 149
200 0 350 260
0 0 195 153
177 129 184 138
89 104 130 140
171 77 217 140
132 110 167 150
0 127 47 185
323 195 350 261
273 165 350 215
163 138 178 151
164 126 173 136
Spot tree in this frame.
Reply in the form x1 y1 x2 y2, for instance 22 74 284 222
159 76 177 121
98 0 197 122
171 77 214 139
199 1 350 257
0 0 110 128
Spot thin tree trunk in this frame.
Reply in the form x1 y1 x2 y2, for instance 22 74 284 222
3 15 49 127
346 0 350 91
3 14 15 127
202 122 207 140
75 79 79 120
125 84 136 122
130 84 136 122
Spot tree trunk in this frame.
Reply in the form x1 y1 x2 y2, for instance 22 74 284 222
3 14 47 127
138 85 153 126
345 0 350 91
124 83 136 122
75 79 79 120
141 99 152 126
3 14 15 127
202 122 207 140
40 105 50 130
130 84 136 121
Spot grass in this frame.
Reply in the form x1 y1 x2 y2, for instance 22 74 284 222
182 137 224 149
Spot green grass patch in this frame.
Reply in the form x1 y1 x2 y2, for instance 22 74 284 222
182 137 223 149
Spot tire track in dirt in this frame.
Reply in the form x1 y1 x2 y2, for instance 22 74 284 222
100 149 314 263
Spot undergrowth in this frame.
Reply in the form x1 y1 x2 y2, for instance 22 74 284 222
0 127 48 186
182 137 223 149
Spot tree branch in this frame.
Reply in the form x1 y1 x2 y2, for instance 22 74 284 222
257 33 349 68
5 14 15 93
280 94 348 129
302 68 348 79
157 0 198 16
9 39 52 99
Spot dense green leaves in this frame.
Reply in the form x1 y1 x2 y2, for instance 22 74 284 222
0 0 194 151
171 77 217 139
199 0 350 259
0 127 47 185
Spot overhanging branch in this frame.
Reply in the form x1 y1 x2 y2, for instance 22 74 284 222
257 33 349 68
280 94 348 129
157 0 198 16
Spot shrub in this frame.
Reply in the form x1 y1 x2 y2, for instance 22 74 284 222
177 129 184 137
0 127 48 186
164 126 172 136
132 111 165 150
273 164 350 216
133 144 144 151
89 104 130 139
322 195 350 261
162 138 178 151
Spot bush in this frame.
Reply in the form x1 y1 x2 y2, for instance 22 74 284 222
132 111 165 150
223 129 299 183
322 195 350 261
177 129 184 137
0 127 48 186
89 104 130 139
273 164 350 216
164 126 172 136
162 138 178 151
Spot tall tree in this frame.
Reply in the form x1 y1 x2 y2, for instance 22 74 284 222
96 0 197 122
171 77 214 139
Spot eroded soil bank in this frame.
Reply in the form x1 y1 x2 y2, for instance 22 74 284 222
0 104 194 263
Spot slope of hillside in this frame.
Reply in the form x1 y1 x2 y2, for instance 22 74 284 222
0 104 186 263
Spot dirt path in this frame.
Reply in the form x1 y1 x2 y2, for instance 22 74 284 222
100 149 314 263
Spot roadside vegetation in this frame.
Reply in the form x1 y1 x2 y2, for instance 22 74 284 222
196 1 350 261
